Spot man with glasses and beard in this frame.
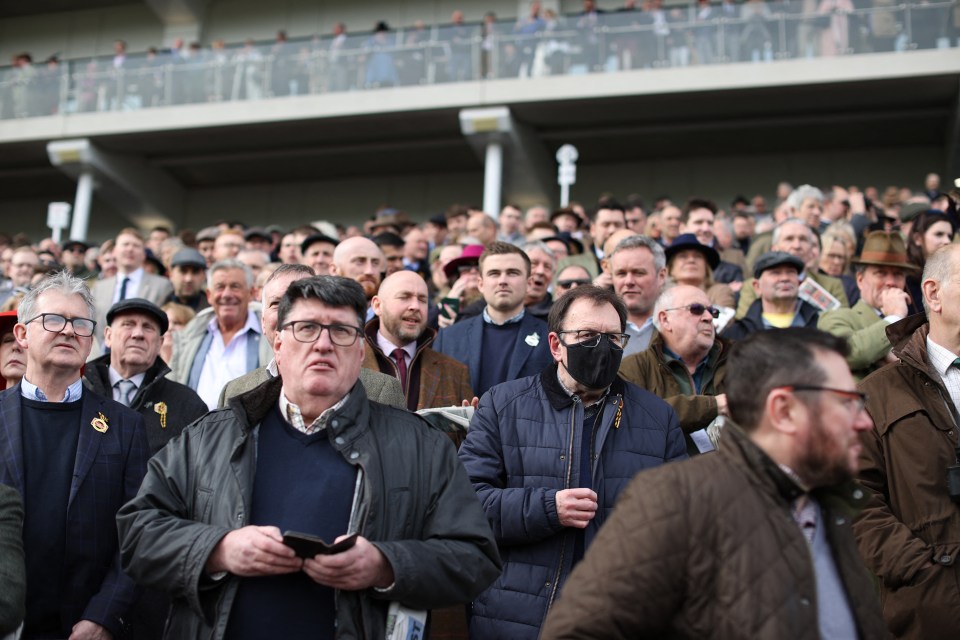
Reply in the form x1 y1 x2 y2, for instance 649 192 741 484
458 284 686 640
0 271 148 640
118 276 500 640
363 270 473 412
541 328 886 640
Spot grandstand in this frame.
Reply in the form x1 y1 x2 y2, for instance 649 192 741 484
0 0 957 240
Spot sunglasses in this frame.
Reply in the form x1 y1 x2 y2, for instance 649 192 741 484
556 278 592 289
663 303 720 319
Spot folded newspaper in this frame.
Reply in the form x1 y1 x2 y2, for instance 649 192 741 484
385 602 427 640
416 405 475 432
799 277 841 312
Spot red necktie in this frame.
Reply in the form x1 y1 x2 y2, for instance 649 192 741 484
392 348 408 391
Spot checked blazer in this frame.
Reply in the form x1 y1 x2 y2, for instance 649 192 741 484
0 384 149 638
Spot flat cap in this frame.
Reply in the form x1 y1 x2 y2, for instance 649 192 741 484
170 248 207 269
107 298 169 334
753 251 805 278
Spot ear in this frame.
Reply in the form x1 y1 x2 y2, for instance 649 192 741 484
206 287 216 306
548 332 564 363
103 325 114 350
922 278 941 313
13 323 27 350
656 268 667 288
370 295 383 317
765 387 802 436
751 278 761 296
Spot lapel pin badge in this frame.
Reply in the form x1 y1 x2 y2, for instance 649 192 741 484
91 411 109 433
154 401 168 429
525 333 540 347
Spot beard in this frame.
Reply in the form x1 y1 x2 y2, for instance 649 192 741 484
382 313 425 344
794 411 855 489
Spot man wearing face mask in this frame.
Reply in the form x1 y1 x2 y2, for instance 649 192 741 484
458 285 687 640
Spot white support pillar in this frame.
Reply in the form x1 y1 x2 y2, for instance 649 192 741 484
70 171 94 242
483 141 503 216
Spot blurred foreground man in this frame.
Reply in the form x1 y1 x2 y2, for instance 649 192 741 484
541 328 887 640
0 272 148 640
118 276 500 640
854 244 960 639
459 285 686 639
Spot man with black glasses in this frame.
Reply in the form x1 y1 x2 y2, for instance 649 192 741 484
0 271 148 640
541 329 886 640
619 284 730 455
118 276 500 640
459 284 686 640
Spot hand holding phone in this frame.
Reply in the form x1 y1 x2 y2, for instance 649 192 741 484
282 531 358 559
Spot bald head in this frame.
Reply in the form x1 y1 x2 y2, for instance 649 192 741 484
372 270 430 347
333 236 385 300
603 229 639 259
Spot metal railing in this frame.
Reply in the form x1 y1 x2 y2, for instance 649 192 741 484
0 1 955 120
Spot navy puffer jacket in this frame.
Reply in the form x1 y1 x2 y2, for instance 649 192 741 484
459 364 687 639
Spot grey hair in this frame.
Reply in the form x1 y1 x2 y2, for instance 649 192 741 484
787 184 825 211
207 259 254 289
18 270 96 324
651 284 679 332
922 244 959 313
772 217 814 246
608 234 666 272
260 263 314 305
521 241 556 262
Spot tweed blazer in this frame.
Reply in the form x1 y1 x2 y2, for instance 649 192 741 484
0 385 148 638
362 320 474 410
91 273 174 341
0 483 24 636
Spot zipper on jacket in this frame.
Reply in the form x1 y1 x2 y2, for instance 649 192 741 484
544 400 579 621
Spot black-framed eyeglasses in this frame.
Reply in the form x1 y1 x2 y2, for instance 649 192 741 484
558 329 630 349
780 385 868 413
663 303 720 319
282 320 362 346
556 278 592 289
23 313 96 337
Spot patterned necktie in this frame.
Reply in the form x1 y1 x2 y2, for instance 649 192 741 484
392 348 408 391
119 277 131 301
952 357 960 370
116 379 136 407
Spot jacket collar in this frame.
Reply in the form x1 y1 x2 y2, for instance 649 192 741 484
363 316 436 356
84 354 171 398
722 420 870 515
540 362 625 411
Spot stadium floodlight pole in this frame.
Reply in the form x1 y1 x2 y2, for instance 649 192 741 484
483 141 503 216
460 107 511 216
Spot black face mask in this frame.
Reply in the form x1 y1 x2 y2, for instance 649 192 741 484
563 335 623 390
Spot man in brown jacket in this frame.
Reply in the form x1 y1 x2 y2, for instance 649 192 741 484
541 328 887 640
363 270 474 411
854 243 960 640
618 284 729 455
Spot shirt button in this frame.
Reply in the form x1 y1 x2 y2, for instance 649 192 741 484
350 451 359 460
335 436 345 445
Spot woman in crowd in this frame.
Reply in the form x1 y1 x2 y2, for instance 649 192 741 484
0 310 25 390
905 210 956 307
665 234 735 308
160 302 195 364
819 224 859 305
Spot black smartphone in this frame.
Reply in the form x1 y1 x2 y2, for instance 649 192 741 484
440 296 460 319
282 531 358 558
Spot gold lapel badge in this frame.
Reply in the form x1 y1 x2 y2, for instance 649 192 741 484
91 411 109 433
154 401 168 429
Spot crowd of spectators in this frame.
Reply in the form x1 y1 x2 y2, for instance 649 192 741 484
0 170 958 639
2 0 957 117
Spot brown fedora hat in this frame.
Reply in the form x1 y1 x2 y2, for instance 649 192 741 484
852 231 920 272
